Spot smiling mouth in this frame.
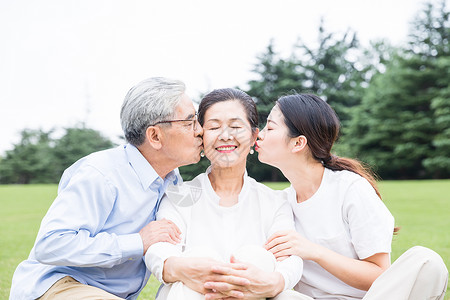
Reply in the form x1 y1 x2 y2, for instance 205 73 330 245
216 146 237 153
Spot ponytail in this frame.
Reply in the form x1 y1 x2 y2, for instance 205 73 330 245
322 155 381 198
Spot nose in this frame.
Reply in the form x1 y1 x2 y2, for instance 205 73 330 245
257 127 265 140
194 119 203 137
218 127 233 141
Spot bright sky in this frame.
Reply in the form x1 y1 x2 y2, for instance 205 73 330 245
1 0 446 155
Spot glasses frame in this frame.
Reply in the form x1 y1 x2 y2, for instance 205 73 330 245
149 113 199 131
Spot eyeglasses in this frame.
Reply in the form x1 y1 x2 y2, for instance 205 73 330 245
150 113 199 131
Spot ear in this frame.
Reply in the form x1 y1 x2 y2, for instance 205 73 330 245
145 126 163 150
292 135 307 153
251 128 260 145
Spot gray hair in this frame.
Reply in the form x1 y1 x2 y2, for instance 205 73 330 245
120 77 186 146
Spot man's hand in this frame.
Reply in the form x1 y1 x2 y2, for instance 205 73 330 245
203 257 285 299
139 219 181 254
163 256 250 296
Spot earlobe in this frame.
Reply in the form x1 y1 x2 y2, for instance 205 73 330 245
146 126 163 150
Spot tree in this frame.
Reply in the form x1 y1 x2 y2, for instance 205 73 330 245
0 127 115 184
51 127 115 181
0 129 55 184
423 57 450 177
242 24 372 181
346 1 449 179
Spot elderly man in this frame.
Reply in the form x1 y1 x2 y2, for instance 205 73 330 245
10 77 203 299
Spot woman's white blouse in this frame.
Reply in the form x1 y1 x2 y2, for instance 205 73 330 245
146 169 303 291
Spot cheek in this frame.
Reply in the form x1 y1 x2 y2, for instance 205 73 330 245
202 132 217 148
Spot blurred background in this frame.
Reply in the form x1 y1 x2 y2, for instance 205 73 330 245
0 0 449 183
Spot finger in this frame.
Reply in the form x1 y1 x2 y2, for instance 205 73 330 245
276 255 290 261
207 274 250 287
210 265 241 277
265 235 289 251
168 227 181 242
204 282 244 298
270 242 291 255
205 291 242 300
227 259 248 271
265 230 290 245
273 248 295 259
165 219 182 234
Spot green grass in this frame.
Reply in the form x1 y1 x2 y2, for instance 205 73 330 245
1 181 449 299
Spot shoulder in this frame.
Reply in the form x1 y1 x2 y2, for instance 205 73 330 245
81 145 127 172
58 146 125 189
246 177 289 207
324 169 374 196
163 172 205 208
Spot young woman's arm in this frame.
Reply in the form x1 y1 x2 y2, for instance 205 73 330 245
265 230 390 291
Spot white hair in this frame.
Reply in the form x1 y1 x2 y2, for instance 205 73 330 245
120 77 186 146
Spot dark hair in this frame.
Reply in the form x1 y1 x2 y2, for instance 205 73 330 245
198 88 258 132
277 94 381 198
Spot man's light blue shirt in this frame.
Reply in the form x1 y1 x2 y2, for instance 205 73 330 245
10 144 181 300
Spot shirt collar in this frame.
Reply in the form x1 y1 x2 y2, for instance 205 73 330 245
124 144 180 190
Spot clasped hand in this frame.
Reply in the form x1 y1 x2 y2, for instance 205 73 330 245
203 256 284 299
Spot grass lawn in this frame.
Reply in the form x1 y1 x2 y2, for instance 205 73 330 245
1 180 449 299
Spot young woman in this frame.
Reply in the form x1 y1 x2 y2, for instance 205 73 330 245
257 94 448 300
145 89 310 300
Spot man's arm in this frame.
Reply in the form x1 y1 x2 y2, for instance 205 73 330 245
34 165 179 268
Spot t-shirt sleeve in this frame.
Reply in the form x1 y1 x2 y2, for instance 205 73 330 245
267 189 303 290
343 178 395 259
267 190 296 237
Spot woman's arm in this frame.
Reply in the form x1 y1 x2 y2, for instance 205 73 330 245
265 230 390 291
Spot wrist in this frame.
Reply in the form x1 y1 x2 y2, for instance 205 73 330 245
163 256 183 283
269 272 285 297
312 244 327 263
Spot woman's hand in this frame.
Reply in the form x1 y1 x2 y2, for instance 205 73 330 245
203 256 285 299
264 230 319 261
265 230 391 291
163 256 250 296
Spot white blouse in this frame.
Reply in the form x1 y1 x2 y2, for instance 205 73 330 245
146 169 303 291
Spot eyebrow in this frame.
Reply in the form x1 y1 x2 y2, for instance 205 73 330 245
183 113 195 120
268 119 278 125
205 117 244 123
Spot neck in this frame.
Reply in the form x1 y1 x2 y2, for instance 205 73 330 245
208 162 246 206
280 156 325 203
137 145 176 179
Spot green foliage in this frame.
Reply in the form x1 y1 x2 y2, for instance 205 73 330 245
240 23 373 181
52 128 115 180
0 127 115 184
0 130 55 184
345 1 450 179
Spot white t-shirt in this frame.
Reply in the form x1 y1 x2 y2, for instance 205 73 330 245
286 168 394 300
146 168 303 291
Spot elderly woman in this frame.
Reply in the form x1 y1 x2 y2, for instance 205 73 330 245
145 89 310 299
